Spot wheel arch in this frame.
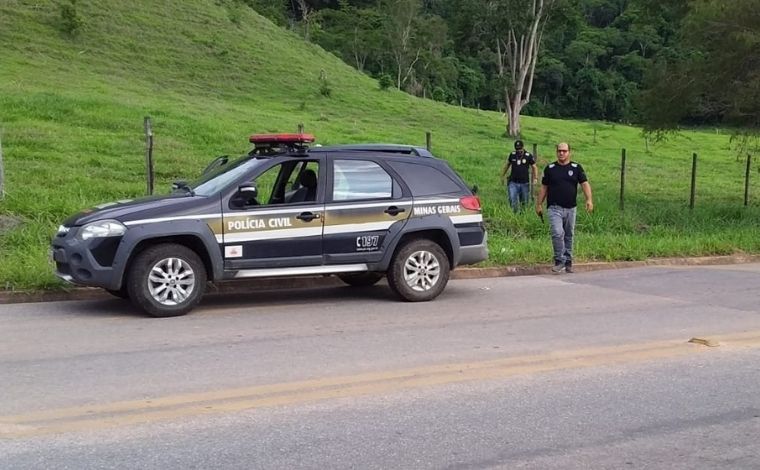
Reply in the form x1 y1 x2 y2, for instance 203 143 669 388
124 236 214 282
390 229 454 269
112 222 223 289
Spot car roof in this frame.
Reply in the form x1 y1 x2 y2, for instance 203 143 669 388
308 144 434 158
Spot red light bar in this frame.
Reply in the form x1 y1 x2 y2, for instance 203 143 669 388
249 133 316 144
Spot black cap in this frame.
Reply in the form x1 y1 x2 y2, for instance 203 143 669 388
514 140 524 150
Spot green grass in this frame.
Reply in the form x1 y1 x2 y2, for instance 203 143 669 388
1 0 759 290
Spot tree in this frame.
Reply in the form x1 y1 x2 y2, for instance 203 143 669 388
241 0 288 26
638 0 760 140
408 14 450 99
491 0 558 137
313 5 384 72
294 0 317 41
381 0 423 90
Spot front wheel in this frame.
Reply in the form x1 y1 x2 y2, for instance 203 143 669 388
387 239 450 302
126 243 207 317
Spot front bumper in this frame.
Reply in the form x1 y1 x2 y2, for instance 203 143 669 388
51 227 123 289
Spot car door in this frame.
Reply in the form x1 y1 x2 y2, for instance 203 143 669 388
322 157 412 265
221 158 325 270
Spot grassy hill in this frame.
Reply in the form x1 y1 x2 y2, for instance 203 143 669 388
1 0 759 290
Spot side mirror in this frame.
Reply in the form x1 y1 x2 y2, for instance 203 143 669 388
202 155 229 175
238 184 258 198
230 184 259 209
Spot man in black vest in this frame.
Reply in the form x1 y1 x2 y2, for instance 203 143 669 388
500 140 537 212
535 142 593 273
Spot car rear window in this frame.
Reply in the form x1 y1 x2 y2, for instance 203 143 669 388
388 161 463 196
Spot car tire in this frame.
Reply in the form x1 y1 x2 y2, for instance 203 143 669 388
105 287 129 299
126 243 207 317
387 239 450 302
338 272 384 287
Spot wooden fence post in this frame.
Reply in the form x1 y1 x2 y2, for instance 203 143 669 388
0 130 5 200
531 143 538 200
619 148 626 211
689 152 697 209
745 154 752 207
425 131 431 151
144 117 154 196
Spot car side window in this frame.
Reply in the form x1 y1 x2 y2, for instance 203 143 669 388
252 164 281 205
332 160 393 201
282 161 320 204
230 160 320 209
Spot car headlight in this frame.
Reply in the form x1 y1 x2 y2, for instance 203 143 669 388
77 220 127 240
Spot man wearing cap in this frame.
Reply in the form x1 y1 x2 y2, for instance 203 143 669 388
500 140 537 212
535 142 593 274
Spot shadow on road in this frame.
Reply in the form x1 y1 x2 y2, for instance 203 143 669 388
63 283 399 318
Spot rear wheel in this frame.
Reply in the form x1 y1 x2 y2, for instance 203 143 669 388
387 239 450 302
338 272 384 287
126 243 207 317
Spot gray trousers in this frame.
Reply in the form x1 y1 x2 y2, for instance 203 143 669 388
548 205 576 264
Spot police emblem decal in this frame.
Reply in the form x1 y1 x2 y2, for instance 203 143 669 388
568 170 574 176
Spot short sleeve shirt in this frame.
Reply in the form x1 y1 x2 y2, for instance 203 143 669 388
541 161 588 208
506 151 536 183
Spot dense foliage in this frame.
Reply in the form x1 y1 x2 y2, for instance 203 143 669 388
638 0 760 136
246 0 691 124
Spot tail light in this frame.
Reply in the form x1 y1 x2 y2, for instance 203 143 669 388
460 195 481 211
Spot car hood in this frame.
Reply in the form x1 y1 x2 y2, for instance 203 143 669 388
63 194 207 226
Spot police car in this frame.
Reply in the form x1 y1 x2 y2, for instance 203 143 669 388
51 134 488 317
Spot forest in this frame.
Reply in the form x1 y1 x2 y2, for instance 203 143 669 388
239 0 758 134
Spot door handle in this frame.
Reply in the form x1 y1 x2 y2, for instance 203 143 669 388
296 211 320 222
384 206 406 216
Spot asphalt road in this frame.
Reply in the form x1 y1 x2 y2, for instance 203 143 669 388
1 264 760 469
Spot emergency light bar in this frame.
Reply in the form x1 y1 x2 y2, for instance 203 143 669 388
249 133 316 144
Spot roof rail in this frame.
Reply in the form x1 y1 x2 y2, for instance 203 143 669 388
311 144 433 158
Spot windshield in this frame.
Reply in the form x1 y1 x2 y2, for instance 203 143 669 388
191 156 269 196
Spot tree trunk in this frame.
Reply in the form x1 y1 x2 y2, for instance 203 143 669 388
295 0 312 41
508 103 521 137
495 0 554 138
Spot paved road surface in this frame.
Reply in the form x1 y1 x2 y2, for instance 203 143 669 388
1 264 759 468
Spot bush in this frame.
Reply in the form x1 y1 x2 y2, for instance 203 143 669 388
59 0 83 37
378 74 393 91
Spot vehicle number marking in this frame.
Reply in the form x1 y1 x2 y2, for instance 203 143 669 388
356 235 380 252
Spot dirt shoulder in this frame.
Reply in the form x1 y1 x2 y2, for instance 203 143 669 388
2 254 759 305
